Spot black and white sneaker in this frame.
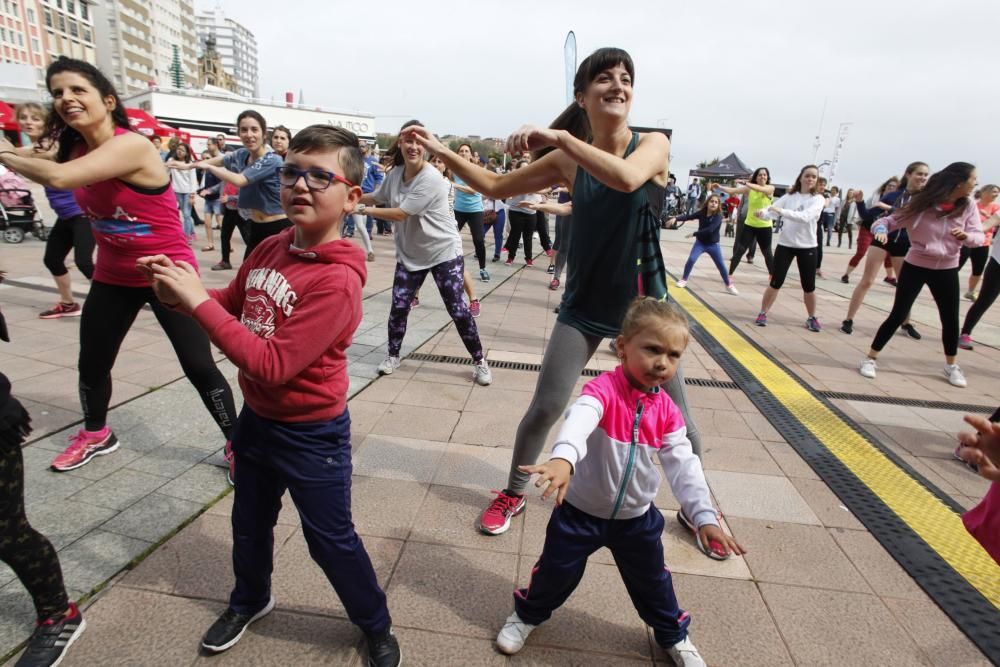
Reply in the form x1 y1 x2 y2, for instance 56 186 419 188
16 603 86 667
901 323 922 340
201 596 275 653
366 626 402 667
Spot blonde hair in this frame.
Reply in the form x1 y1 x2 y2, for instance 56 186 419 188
620 297 689 340
15 102 47 122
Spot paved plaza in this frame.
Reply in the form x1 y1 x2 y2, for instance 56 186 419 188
1 193 998 665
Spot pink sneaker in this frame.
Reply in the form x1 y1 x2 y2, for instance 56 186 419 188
469 299 481 318
479 489 526 535
958 334 973 350
224 440 235 487
51 427 119 471
39 302 82 319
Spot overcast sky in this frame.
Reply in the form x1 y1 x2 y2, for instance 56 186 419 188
203 0 994 191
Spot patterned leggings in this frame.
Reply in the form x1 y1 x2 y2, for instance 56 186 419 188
388 255 484 361
0 396 68 621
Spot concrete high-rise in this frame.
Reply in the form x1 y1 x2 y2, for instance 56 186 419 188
195 5 256 99
93 0 198 95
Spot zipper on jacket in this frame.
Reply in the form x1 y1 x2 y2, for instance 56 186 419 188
610 398 643 519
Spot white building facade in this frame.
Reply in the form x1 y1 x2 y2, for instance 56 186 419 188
194 6 256 99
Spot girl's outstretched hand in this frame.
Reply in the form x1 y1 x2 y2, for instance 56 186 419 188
404 125 447 156
505 125 561 155
518 458 572 505
698 524 747 558
958 414 1000 482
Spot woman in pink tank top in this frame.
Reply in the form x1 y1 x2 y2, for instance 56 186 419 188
0 57 236 473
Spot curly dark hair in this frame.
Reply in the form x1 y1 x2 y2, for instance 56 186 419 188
44 57 131 163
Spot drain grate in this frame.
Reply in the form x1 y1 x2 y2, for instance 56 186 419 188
406 352 739 387
406 353 993 413
817 391 994 415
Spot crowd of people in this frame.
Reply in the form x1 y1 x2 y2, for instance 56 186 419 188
0 49 997 667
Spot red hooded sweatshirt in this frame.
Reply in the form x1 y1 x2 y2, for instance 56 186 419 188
192 227 366 423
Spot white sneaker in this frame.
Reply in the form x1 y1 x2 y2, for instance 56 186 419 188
473 359 493 386
675 279 688 288
859 357 877 379
377 355 400 376
725 283 739 295
666 637 707 666
944 363 967 388
495 612 536 655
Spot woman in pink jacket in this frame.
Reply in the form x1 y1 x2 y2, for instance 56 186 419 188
858 162 984 387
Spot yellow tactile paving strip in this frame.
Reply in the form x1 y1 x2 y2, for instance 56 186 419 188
671 287 1000 610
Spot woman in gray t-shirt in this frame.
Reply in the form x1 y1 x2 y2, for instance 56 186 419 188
361 120 491 386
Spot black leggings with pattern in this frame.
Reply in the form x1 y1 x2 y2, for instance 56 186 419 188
0 386 69 621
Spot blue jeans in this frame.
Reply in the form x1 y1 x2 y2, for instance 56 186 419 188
486 209 506 259
176 192 193 237
682 239 730 284
228 406 391 634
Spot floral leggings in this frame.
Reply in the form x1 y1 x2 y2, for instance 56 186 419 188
387 255 484 361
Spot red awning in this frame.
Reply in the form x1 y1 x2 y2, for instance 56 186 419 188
125 108 190 144
0 100 20 131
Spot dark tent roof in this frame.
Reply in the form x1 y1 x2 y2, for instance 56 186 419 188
688 152 752 179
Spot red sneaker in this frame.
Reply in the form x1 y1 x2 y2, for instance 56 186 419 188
479 489 526 535
51 427 119 471
39 302 82 319
224 440 235 487
504 256 514 266
525 259 534 267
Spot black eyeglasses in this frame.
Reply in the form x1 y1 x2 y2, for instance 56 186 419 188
279 166 355 191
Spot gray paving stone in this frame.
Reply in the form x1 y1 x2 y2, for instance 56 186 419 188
101 493 204 543
67 468 168 511
0 583 34 659
125 444 211 478
23 498 118 550
58 530 152 594
21 463 92 506
706 470 822 525
156 463 230 504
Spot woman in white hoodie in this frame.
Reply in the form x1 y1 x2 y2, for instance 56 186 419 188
753 165 826 331
167 143 199 242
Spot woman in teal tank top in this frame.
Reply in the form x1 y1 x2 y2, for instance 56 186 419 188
406 47 703 520
716 167 776 276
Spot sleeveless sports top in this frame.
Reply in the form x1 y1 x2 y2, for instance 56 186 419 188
558 132 665 338
743 189 773 229
74 127 196 287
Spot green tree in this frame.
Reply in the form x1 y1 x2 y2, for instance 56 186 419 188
170 45 183 88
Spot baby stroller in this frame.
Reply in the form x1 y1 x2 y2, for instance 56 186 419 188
0 173 49 244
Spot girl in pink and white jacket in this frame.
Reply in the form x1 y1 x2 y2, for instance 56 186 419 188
859 162 984 388
495 297 745 667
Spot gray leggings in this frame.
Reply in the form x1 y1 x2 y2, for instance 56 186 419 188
507 320 702 493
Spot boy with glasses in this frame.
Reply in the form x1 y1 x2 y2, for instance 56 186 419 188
137 125 401 667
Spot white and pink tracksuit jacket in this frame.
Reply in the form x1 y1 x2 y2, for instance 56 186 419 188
551 366 719 527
